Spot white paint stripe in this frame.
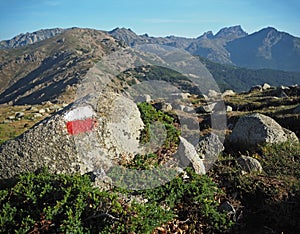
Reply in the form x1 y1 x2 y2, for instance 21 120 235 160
64 106 95 121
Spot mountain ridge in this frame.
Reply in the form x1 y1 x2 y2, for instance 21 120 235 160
0 27 299 106
2 25 300 72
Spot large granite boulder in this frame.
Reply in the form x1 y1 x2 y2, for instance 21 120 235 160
228 113 298 149
0 92 144 181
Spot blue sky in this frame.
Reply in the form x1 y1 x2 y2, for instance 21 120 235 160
0 0 299 40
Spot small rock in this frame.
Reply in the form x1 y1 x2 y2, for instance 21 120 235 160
219 201 236 214
262 83 271 90
170 92 190 100
226 105 233 112
197 102 217 113
39 109 46 114
43 101 53 106
280 85 290 90
153 102 172 112
237 155 263 173
49 104 61 110
29 106 39 112
178 105 185 111
15 112 25 118
33 113 43 118
7 116 15 120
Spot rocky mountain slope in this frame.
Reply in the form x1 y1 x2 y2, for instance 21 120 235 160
0 28 122 105
109 26 300 72
226 27 300 71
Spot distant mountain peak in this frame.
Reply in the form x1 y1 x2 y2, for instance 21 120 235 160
0 28 65 49
109 27 135 34
198 31 214 39
215 25 248 41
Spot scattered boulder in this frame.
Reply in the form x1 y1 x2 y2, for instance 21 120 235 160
249 85 262 92
33 113 43 118
262 83 271 90
170 92 190 100
196 133 224 170
38 109 46 114
135 94 151 103
228 113 298 149
7 115 15 120
226 105 233 112
15 112 25 118
207 90 221 98
237 155 263 173
29 106 39 112
197 102 217 113
222 90 236 97
280 85 290 90
177 137 205 175
153 102 172 112
43 101 53 106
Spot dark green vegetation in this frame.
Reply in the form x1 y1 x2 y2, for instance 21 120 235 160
1 143 299 233
137 102 180 150
0 168 232 233
117 61 300 94
198 56 300 92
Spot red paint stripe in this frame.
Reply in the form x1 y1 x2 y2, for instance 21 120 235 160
66 118 96 135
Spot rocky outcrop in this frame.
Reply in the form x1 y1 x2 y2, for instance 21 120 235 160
0 28 65 49
0 92 144 181
228 113 298 149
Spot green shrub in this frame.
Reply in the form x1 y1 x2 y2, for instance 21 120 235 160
0 169 173 233
137 102 180 149
145 168 233 233
0 167 232 233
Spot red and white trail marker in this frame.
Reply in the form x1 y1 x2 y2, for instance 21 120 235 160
64 106 97 135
